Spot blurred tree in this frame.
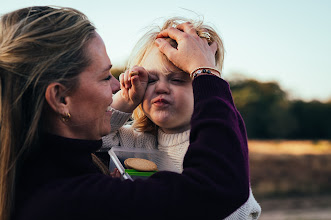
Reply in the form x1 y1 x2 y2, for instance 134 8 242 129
289 100 331 139
110 67 331 139
111 66 125 79
230 79 297 139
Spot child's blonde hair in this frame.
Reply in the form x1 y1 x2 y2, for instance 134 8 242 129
127 17 225 134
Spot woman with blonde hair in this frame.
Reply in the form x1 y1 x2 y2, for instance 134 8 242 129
1 6 249 220
105 17 261 219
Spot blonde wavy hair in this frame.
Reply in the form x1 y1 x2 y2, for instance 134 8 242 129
0 6 95 220
127 17 225 134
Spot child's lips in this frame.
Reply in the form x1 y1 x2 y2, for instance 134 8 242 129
152 98 170 106
156 99 169 104
153 98 169 104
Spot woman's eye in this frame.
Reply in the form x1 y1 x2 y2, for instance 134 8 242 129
104 75 112 81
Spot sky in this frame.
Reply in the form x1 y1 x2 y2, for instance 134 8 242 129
1 0 330 102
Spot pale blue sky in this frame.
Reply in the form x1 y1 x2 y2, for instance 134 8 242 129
1 0 330 101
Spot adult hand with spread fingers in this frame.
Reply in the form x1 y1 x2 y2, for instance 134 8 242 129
155 22 218 74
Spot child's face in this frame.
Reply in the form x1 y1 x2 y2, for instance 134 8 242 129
140 46 193 134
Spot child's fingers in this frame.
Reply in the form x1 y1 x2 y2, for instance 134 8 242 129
119 72 125 90
129 66 148 82
129 70 139 77
129 71 139 84
119 72 126 89
123 70 131 89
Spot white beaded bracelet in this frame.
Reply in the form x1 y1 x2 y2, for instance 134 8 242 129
190 67 221 79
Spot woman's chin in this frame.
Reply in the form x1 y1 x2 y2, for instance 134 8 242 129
97 124 111 138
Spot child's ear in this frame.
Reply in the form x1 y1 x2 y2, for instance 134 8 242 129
45 83 69 115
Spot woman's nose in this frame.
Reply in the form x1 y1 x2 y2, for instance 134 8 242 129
111 76 120 94
155 81 170 94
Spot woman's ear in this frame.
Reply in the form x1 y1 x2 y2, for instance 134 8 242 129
45 83 69 114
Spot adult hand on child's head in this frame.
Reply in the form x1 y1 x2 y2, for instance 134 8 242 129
155 22 218 74
119 65 148 105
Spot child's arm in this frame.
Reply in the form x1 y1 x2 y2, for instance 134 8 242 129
103 66 148 148
108 107 132 132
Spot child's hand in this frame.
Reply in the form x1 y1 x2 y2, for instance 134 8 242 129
111 66 148 113
110 168 121 178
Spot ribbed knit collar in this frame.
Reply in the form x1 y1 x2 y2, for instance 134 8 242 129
16 133 104 212
29 133 104 176
157 129 190 147
40 133 102 154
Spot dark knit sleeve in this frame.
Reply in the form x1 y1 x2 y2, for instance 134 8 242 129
16 75 250 220
184 74 250 217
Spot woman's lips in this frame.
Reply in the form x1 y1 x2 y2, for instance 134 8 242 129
106 105 113 112
106 105 112 116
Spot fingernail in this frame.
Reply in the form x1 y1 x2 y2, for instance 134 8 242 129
155 39 161 46
130 71 139 76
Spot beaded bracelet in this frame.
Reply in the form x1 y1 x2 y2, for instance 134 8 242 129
190 67 221 79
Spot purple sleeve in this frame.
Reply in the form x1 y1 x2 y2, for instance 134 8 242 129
183 75 250 216
20 75 250 220
131 75 250 218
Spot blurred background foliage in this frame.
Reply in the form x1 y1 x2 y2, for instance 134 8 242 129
112 66 331 140
230 79 331 140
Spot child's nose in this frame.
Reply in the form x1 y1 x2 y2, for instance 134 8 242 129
155 81 170 94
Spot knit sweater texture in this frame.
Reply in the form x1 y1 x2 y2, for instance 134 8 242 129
103 109 261 220
14 76 250 220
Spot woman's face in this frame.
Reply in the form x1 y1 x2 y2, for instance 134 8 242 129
66 33 120 140
141 46 193 134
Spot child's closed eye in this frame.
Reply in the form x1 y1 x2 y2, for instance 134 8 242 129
147 76 158 84
172 78 184 82
171 78 187 84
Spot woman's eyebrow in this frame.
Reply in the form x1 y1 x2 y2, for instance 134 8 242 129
103 64 113 73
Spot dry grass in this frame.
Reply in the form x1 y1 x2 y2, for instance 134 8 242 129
249 140 331 155
248 140 331 198
249 140 331 219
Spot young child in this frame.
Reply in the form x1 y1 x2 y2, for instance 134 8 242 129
103 17 261 219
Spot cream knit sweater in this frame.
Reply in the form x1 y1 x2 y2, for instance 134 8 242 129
103 108 261 219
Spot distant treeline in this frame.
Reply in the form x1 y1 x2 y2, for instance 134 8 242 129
230 79 331 139
112 67 331 139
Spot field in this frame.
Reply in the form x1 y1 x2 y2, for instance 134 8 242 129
248 140 331 219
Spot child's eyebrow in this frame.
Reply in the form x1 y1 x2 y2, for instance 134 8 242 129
147 69 187 77
165 70 187 77
147 71 158 76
